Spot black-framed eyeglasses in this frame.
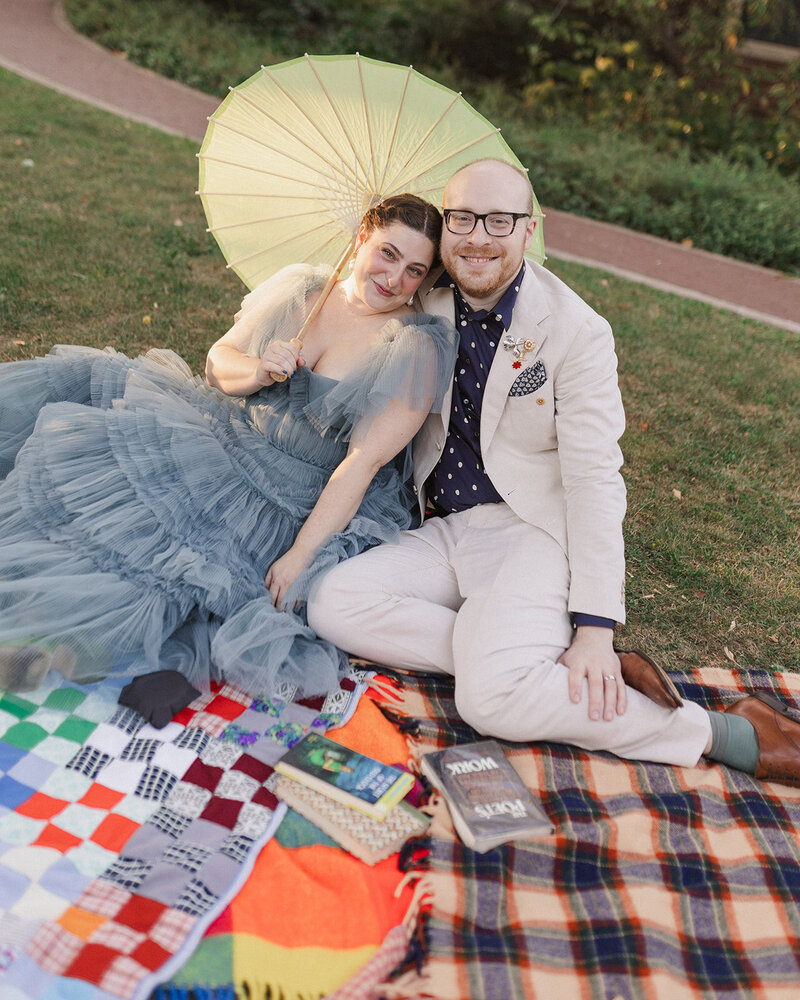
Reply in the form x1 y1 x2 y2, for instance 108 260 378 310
443 209 531 237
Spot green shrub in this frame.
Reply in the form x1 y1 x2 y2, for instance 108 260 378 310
516 0 800 178
503 108 800 272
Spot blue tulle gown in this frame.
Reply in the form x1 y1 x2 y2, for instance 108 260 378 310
0 264 457 697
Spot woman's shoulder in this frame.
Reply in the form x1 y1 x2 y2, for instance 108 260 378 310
237 263 333 320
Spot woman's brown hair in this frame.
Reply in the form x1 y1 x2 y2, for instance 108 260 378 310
361 194 442 264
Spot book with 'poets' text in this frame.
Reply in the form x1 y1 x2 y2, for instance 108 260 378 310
420 739 554 852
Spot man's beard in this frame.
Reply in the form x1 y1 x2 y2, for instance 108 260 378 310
441 243 518 303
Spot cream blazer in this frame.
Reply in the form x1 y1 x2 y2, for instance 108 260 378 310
414 260 627 623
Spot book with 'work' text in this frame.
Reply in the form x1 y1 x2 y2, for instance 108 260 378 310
420 738 554 852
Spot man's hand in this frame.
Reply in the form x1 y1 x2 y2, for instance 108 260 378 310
558 626 625 721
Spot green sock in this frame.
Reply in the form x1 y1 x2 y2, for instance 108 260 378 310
706 711 760 774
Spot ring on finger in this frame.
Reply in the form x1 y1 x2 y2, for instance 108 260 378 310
604 674 617 682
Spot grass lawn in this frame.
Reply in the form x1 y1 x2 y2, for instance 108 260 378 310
1 68 798 672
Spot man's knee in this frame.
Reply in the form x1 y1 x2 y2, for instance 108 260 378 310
306 562 353 644
454 684 504 739
453 670 527 741
307 555 384 640
453 649 568 743
455 685 543 742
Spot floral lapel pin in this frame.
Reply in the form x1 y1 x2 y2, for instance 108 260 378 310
502 334 535 369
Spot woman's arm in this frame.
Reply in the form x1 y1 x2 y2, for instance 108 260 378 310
206 319 305 396
265 395 429 608
205 269 312 395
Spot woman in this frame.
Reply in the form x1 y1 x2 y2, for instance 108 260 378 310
0 195 457 699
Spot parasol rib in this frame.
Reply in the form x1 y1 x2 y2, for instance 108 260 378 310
226 85 354 181
356 54 378 199
304 54 373 202
257 64 364 177
382 127 505 200
198 153 328 190
372 65 413 199
201 118 344 189
313 161 365 236
207 208 321 234
375 88 462 198
196 191 322 200
226 222 346 271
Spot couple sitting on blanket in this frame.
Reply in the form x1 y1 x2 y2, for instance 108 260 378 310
0 159 798 791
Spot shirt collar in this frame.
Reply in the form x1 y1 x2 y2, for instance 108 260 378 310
434 264 526 330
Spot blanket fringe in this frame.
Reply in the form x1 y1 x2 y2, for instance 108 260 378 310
373 967 438 1000
395 871 434 930
366 673 436 777
365 673 426 729
365 673 404 703
362 669 447 997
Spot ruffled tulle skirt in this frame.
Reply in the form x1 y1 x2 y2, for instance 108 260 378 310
0 346 413 697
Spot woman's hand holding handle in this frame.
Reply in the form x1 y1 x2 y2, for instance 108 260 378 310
264 337 304 384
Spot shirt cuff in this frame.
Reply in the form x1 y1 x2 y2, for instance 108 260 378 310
572 613 616 629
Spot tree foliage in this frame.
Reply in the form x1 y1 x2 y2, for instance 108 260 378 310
85 0 799 176
209 0 798 177
518 0 800 176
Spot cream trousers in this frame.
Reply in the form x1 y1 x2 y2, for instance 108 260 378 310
308 504 710 767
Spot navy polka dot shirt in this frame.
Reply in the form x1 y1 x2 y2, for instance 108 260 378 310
427 266 524 515
427 266 615 631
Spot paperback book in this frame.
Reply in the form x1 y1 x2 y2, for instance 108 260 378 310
275 774 431 865
275 730 415 820
419 738 554 852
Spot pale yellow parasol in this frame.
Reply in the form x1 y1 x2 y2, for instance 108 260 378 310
198 53 545 375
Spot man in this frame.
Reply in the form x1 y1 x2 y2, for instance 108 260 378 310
308 158 800 786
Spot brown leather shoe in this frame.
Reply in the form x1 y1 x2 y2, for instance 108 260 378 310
725 693 800 787
615 648 684 710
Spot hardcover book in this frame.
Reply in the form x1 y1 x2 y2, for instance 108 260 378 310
275 774 431 865
419 739 554 852
275 731 415 820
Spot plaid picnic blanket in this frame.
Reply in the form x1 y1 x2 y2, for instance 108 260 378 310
377 666 800 1000
0 666 369 1000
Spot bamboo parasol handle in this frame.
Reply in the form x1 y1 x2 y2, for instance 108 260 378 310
270 234 359 383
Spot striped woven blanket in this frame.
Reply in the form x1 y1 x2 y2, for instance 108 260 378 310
379 666 800 1000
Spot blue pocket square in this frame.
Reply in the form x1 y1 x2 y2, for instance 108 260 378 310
509 360 547 397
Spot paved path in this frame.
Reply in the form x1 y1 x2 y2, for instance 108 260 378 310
2 0 799 333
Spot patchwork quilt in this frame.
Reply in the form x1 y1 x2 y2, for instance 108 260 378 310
0 667 369 1000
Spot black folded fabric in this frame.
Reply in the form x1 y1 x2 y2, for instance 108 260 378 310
118 670 201 728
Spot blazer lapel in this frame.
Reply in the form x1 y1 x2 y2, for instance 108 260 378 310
480 262 552 449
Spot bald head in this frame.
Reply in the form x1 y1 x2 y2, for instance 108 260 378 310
444 159 533 216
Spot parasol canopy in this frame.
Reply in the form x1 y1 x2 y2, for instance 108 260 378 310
197 52 545 292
